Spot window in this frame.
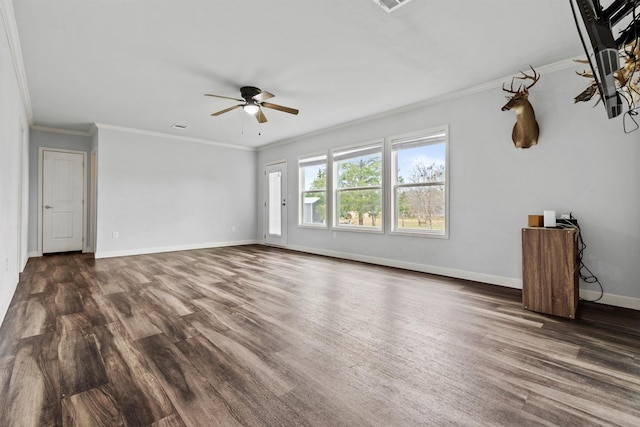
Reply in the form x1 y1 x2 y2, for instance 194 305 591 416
268 169 282 235
333 141 383 231
299 154 327 226
391 126 448 237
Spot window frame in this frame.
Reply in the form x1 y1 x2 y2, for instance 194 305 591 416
332 139 384 233
298 152 329 229
390 125 449 239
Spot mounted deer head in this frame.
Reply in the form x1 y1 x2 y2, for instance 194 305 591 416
574 40 640 110
501 66 540 149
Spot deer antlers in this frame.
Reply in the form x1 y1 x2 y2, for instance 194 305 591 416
574 40 640 108
501 66 540 149
502 65 540 94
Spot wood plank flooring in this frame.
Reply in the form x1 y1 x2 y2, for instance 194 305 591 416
0 245 638 426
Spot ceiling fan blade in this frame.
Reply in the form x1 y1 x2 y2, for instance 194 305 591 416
261 102 299 115
252 91 274 102
205 93 244 102
256 108 268 123
211 104 243 116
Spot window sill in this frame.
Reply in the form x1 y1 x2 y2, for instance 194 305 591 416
332 226 384 234
390 229 449 239
298 224 329 230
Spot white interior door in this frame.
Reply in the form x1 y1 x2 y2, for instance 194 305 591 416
264 162 287 246
43 150 84 253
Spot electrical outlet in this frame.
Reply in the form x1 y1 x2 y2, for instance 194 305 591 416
332 231 337 239
112 231 119 239
231 226 236 232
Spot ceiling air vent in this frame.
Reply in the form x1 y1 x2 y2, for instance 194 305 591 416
373 0 414 13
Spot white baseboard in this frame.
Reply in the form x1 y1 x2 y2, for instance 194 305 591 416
580 289 640 310
283 243 640 311
95 239 259 259
34 240 639 311
285 243 523 288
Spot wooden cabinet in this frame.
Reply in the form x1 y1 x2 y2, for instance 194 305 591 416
522 227 579 318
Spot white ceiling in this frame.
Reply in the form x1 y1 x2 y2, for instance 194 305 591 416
12 0 585 148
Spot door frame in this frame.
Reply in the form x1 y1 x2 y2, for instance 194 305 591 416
89 147 97 253
17 120 28 272
263 160 288 247
37 147 88 256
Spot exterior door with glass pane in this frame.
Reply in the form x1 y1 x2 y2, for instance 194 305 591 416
264 162 287 246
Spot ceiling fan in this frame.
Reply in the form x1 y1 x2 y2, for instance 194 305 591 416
205 86 299 123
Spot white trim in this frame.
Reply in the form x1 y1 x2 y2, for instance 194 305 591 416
263 158 289 168
389 229 449 239
17 119 28 272
259 58 581 151
89 148 97 253
27 251 40 259
260 159 288 241
94 123 255 151
37 149 42 255
580 290 640 311
31 125 94 137
298 151 328 165
285 243 522 288
298 151 329 228
95 240 259 259
38 148 88 256
0 0 33 124
389 124 450 239
330 226 384 235
263 161 288 246
281 243 640 310
297 224 329 230
332 138 384 231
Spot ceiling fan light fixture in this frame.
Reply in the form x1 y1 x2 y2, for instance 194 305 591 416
206 87 298 123
243 103 260 115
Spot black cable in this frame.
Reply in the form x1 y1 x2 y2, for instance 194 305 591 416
556 215 604 302
622 107 639 133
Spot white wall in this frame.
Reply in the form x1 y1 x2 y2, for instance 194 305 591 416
95 126 258 258
257 64 640 309
27 128 92 255
0 1 30 323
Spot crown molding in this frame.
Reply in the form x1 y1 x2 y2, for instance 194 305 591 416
31 124 94 137
31 122 255 151
0 0 33 124
94 123 256 151
260 58 580 151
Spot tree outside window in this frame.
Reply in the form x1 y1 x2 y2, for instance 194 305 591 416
392 128 448 236
332 143 383 230
299 154 327 226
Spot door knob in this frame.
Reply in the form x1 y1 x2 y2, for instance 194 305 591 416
44 205 53 209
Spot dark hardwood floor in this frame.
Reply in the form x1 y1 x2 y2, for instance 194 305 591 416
0 245 638 426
